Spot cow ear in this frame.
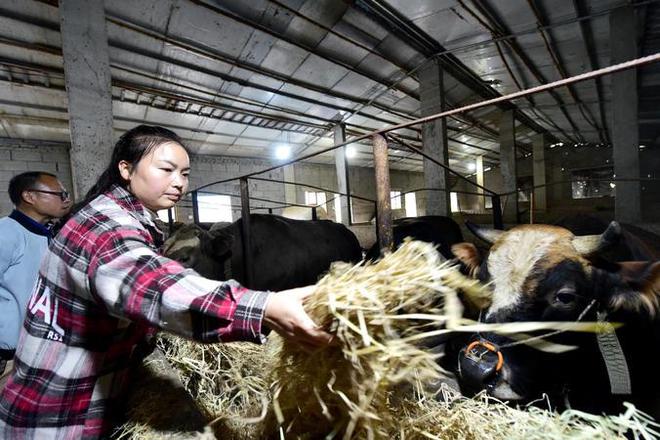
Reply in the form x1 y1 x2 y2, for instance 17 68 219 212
451 242 481 278
205 228 235 260
604 261 660 317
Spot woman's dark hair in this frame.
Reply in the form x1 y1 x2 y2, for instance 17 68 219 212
68 125 188 217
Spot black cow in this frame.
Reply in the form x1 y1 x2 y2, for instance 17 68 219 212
447 221 660 419
162 214 362 292
365 216 464 261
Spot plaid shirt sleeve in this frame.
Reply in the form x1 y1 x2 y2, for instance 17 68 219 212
88 227 271 343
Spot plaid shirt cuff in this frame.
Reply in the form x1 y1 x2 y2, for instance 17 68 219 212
229 289 272 344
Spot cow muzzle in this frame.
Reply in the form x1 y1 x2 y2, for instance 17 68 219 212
458 339 504 392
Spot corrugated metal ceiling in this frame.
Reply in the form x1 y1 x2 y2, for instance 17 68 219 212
0 0 657 175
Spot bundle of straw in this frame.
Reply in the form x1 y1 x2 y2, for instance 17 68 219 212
264 239 468 439
116 240 658 440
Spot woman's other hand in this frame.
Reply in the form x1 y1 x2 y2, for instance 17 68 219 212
264 285 333 350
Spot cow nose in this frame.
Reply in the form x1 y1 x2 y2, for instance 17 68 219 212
458 340 504 391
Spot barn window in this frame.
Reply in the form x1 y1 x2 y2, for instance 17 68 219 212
405 192 417 217
390 191 402 209
571 166 615 199
305 191 326 208
334 196 342 223
157 208 176 223
197 192 233 223
450 192 459 212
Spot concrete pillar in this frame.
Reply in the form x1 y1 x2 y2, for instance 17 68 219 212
499 110 518 223
419 59 450 216
59 0 113 199
610 6 641 222
333 124 350 224
283 165 296 204
476 155 485 213
532 134 548 211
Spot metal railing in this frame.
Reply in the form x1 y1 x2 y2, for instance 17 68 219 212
168 54 660 286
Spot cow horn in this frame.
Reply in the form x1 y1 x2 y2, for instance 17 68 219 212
466 221 505 245
572 221 622 255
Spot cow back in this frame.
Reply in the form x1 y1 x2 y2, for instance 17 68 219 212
230 214 362 291
365 216 463 261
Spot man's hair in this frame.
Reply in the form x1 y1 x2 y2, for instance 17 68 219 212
8 171 57 206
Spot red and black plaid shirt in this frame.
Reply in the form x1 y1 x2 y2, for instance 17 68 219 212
0 185 270 439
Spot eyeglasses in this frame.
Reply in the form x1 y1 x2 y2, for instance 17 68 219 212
29 189 70 201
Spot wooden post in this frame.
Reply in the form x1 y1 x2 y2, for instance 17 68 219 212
372 134 393 252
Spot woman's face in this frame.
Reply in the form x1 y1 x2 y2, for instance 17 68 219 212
119 141 190 212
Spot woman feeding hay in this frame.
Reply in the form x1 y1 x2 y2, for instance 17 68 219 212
0 125 332 439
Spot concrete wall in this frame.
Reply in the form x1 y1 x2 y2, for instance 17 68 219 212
0 140 426 222
1 139 656 224
0 140 73 216
290 163 424 222
178 155 425 224
451 145 659 224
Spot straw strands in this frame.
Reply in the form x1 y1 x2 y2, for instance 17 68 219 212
116 240 659 439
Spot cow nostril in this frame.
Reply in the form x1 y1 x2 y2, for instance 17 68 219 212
458 342 503 389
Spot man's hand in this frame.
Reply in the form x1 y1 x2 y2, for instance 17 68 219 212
264 285 333 350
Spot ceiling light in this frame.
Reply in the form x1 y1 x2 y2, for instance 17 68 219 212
275 144 291 160
346 145 357 159
467 162 476 171
484 78 502 88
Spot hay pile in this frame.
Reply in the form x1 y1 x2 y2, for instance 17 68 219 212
116 240 659 440
264 239 473 438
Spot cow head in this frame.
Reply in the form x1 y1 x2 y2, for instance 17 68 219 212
450 222 660 406
162 223 235 280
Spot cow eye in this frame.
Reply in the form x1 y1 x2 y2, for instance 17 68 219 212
555 288 577 305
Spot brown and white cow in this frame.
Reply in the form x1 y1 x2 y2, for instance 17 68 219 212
448 221 660 418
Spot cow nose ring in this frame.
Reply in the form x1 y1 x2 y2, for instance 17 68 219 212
465 340 504 373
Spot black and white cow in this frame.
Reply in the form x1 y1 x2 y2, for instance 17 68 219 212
162 214 362 292
447 221 660 419
365 216 464 261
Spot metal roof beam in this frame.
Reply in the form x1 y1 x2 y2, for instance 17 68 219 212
528 0 606 143
353 0 556 141
463 0 584 142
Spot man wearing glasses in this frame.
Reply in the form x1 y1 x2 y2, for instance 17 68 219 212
0 171 71 389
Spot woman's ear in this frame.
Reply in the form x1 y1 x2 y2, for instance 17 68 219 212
118 160 132 181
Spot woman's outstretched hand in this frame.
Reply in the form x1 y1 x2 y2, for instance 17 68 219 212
264 285 334 350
